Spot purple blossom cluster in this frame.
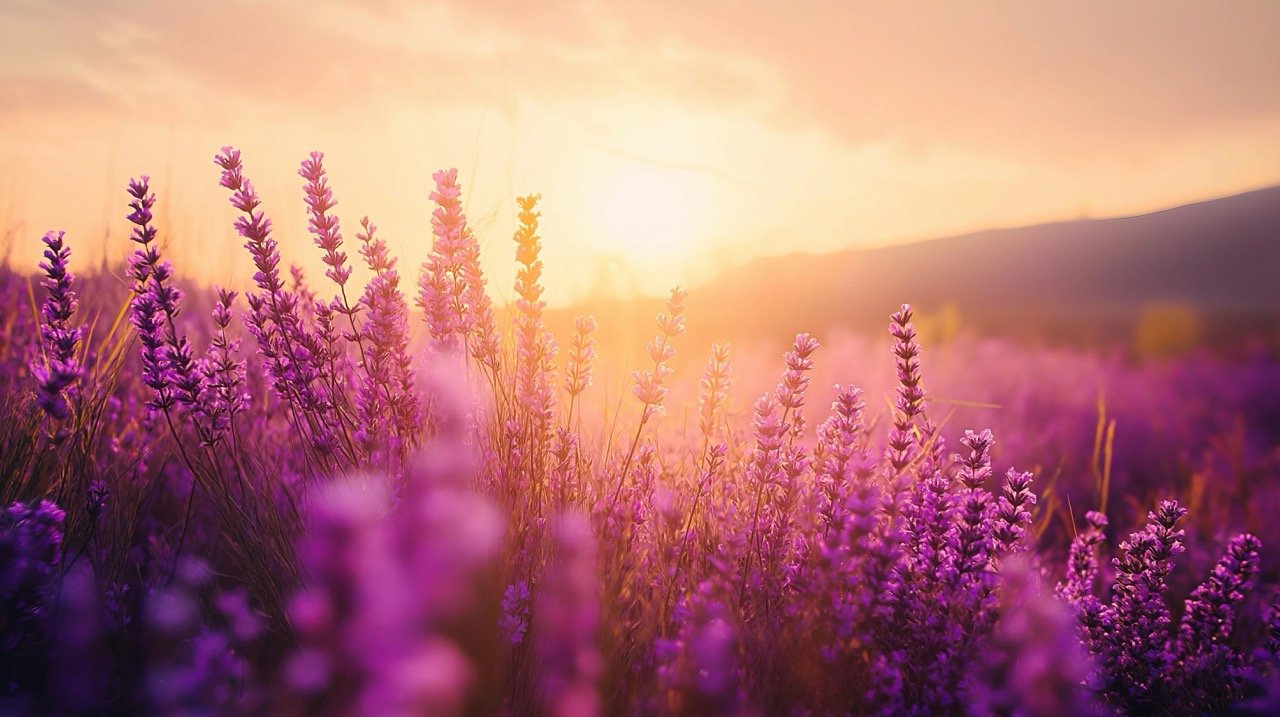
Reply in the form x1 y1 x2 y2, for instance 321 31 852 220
1 150 1278 715
1 500 67 708
1061 501 1271 713
1 501 65 644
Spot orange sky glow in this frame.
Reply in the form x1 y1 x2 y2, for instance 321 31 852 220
2 0 1278 305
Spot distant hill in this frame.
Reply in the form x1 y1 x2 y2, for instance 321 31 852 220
548 185 1280 357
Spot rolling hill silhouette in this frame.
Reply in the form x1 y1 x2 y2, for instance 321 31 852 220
549 184 1280 356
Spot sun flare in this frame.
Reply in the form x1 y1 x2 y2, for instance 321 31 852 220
598 168 693 261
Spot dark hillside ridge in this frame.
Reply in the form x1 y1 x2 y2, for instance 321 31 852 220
548 185 1280 354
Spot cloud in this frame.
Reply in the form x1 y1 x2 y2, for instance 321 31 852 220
0 0 770 126
5 0 1277 165
2 0 1278 304
564 0 1280 159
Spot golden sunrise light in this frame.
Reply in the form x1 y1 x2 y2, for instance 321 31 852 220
598 169 697 260
6 3 1280 712
3 1 1278 305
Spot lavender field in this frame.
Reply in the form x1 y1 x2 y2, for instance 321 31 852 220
2 147 1279 716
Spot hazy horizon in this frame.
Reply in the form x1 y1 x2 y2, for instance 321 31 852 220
3 0 1279 306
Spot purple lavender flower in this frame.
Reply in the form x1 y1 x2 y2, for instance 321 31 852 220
288 419 500 714
775 332 819 437
356 216 394 276
992 468 1037 555
696 342 732 448
31 230 83 422
195 287 247 444
417 168 497 361
47 562 107 712
1268 592 1280 663
356 261 419 459
0 500 65 648
87 479 109 520
215 148 332 447
533 513 601 717
968 557 1100 717
126 176 199 416
655 582 742 716
1174 532 1262 709
952 429 996 580
299 151 353 288
146 558 260 715
814 384 872 537
1059 510 1109 609
500 581 531 646
564 314 599 427
885 304 925 478
1083 500 1187 711
631 287 687 421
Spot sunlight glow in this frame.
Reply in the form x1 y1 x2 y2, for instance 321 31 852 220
599 169 693 261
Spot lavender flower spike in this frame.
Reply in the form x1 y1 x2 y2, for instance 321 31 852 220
299 151 353 288
32 230 83 422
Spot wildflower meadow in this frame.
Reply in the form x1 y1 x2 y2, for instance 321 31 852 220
2 148 1279 716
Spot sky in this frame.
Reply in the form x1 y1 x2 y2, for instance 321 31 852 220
2 0 1279 305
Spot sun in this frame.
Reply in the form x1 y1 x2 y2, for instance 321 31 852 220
599 168 693 261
